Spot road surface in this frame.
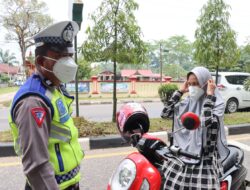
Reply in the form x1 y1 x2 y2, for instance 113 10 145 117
0 134 249 190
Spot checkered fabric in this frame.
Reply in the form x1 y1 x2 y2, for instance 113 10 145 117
160 91 224 190
35 36 65 45
161 153 223 190
55 166 80 184
64 23 73 33
161 90 183 119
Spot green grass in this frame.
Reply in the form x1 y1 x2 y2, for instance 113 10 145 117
0 100 11 107
1 111 249 142
0 130 13 142
0 87 18 95
224 111 250 125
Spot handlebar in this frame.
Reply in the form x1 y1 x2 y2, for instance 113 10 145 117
155 146 200 161
170 146 200 160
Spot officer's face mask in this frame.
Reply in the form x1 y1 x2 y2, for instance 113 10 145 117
188 86 204 101
41 56 78 83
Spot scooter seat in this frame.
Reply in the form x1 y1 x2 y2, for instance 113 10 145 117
221 145 239 172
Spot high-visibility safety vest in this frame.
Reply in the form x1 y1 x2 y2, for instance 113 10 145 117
8 74 84 190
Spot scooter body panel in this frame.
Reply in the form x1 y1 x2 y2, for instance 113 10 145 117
128 152 162 190
107 152 162 190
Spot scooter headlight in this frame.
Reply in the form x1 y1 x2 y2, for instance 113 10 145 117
110 159 136 189
140 179 150 190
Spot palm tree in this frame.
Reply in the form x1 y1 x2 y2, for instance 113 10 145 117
0 48 19 66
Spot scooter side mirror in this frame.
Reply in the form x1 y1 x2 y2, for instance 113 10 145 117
181 112 200 130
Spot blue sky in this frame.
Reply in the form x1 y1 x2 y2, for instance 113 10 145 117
1 0 250 62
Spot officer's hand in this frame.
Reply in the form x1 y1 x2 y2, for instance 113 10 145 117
179 81 189 94
207 79 216 95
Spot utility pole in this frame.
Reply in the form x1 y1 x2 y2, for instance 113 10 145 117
160 43 169 85
72 0 83 117
160 43 163 85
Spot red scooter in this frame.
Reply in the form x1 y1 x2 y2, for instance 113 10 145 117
107 103 249 190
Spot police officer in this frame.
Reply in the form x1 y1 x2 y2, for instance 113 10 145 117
9 21 84 190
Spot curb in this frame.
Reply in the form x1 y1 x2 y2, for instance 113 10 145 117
77 99 160 106
1 125 250 157
0 142 16 157
0 99 161 108
227 124 250 135
0 131 168 157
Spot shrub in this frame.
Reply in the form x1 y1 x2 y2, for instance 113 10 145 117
158 83 178 104
73 117 117 137
243 78 250 91
0 74 10 83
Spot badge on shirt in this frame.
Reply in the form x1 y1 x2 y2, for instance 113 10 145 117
31 107 46 127
56 98 70 123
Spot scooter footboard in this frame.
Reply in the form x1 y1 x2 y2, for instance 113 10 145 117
230 165 247 190
221 144 248 190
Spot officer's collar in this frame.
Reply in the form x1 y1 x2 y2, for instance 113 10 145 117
36 71 56 90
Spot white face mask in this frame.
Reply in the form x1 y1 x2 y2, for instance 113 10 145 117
42 56 78 83
188 86 204 100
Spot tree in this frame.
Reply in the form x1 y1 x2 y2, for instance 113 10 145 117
194 0 239 84
0 48 19 65
0 0 53 78
77 57 92 80
238 44 250 72
144 37 193 77
164 36 194 71
82 0 146 122
163 63 187 80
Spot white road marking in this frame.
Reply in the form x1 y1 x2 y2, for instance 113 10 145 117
228 140 250 152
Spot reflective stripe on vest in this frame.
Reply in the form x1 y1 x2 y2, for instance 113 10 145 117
51 125 71 136
50 132 71 143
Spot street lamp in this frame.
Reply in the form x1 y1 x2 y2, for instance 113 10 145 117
72 0 83 117
160 43 169 85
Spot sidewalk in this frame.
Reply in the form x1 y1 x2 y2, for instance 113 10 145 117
0 91 162 107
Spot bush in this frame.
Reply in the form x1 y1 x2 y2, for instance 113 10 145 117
244 78 250 91
158 83 178 104
73 117 117 137
0 74 10 83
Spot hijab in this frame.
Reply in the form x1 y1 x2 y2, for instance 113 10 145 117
173 67 229 164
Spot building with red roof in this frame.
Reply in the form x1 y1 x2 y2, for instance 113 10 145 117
0 64 20 75
97 69 162 81
121 69 161 81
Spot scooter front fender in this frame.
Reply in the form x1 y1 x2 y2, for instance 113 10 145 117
127 152 162 190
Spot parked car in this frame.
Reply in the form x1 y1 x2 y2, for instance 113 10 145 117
14 80 24 86
211 72 250 113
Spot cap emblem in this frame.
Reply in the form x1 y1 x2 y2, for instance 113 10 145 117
62 23 74 42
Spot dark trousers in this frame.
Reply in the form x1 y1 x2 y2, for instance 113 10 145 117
25 182 80 190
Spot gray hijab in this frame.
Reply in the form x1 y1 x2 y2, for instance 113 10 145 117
173 67 229 164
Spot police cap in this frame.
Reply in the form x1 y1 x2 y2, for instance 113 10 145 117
33 21 79 54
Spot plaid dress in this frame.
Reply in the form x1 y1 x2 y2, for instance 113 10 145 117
161 91 224 190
